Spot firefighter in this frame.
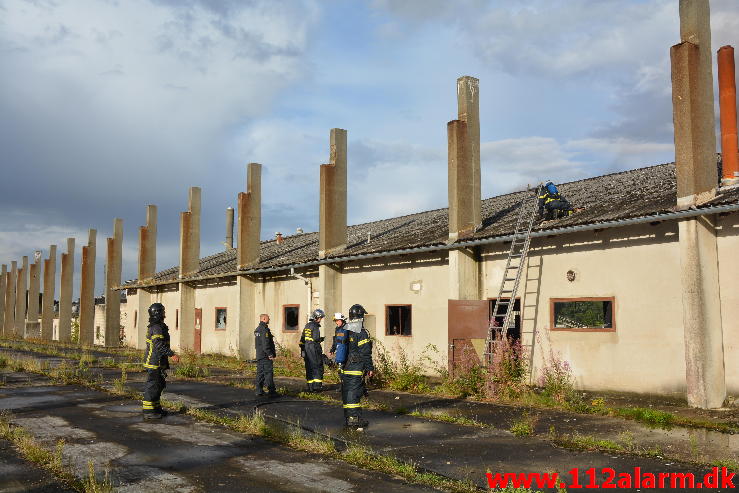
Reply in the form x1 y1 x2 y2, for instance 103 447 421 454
538 181 573 220
329 312 347 357
142 303 179 419
254 313 278 397
299 308 326 392
341 304 374 430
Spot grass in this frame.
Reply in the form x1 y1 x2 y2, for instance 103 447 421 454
408 409 487 428
710 458 739 472
0 412 113 492
509 413 537 437
548 428 663 459
173 361 210 379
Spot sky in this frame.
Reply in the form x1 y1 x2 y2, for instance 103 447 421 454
1 0 738 294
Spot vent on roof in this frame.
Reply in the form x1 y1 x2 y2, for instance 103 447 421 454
275 232 283 245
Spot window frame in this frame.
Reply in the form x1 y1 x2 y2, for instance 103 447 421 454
385 304 412 337
214 307 227 331
549 297 616 332
282 304 300 332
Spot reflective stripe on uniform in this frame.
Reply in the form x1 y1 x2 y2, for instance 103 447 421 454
306 379 323 383
341 370 363 376
304 337 314 341
143 363 159 369
357 339 369 346
343 403 362 408
150 334 164 339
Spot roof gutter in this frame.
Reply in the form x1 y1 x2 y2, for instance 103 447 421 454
119 201 739 289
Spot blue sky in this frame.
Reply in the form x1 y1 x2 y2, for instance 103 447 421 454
1 0 737 293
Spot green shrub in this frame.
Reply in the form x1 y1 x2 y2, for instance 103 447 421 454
372 343 433 393
173 362 209 379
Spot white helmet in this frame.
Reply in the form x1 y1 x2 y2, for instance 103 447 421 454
333 312 347 321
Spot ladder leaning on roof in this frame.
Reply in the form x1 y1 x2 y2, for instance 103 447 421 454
484 184 543 366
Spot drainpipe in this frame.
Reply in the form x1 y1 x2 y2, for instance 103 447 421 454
718 45 739 186
290 267 312 323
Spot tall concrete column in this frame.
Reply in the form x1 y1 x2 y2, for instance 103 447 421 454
317 130 346 322
0 265 6 334
671 0 725 408
79 229 96 345
15 256 28 337
58 239 75 343
718 45 739 186
448 77 482 301
41 245 57 341
136 206 157 349
319 129 347 258
457 76 481 229
179 188 201 352
234 165 261 359
3 262 17 337
104 219 123 347
225 207 234 250
25 253 41 338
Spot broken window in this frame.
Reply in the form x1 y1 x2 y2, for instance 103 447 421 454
551 298 614 330
283 305 299 331
386 305 412 336
215 307 227 330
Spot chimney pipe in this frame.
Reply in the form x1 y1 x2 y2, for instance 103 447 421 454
318 128 347 258
275 232 284 245
718 45 739 186
225 207 234 249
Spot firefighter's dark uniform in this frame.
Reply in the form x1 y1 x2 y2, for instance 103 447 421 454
538 188 572 220
341 327 373 425
254 320 277 395
142 321 174 415
299 320 324 391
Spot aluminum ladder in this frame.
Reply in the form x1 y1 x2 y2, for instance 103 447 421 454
485 184 543 365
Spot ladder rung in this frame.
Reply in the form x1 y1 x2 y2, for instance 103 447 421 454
507 265 519 269
501 290 513 293
504 277 516 281
495 301 510 305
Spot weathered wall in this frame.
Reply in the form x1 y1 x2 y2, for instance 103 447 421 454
193 280 239 355
717 212 739 395
342 252 449 367
257 274 316 354
481 222 686 394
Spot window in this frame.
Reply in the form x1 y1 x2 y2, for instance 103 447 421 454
215 307 227 330
283 305 300 331
550 298 615 331
386 305 412 336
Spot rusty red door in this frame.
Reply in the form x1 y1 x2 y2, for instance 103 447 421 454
448 300 489 374
194 308 202 355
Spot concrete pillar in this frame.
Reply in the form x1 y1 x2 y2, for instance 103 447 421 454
58 239 75 343
0 265 6 334
237 165 261 269
457 76 481 229
41 245 57 341
319 129 347 258
136 206 157 350
671 0 726 408
449 249 479 300
3 262 17 337
104 219 123 347
79 229 96 346
179 188 201 352
718 45 739 186
233 165 261 359
15 256 28 337
225 207 234 250
448 119 475 240
25 253 41 338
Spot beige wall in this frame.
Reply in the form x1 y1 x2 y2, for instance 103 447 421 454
718 212 739 395
481 221 687 394
257 273 316 355
342 253 449 368
193 280 238 356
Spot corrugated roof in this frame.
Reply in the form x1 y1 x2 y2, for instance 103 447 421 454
125 161 739 287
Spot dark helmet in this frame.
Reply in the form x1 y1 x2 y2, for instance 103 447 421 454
310 308 326 321
348 304 367 320
148 303 165 323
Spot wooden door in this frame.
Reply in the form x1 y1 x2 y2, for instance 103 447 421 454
194 308 202 355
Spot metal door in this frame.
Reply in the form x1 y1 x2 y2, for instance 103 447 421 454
448 300 489 374
194 308 202 355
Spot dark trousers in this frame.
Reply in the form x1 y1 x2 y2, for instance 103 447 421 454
255 358 275 393
341 370 365 421
303 342 324 391
544 200 572 219
142 369 166 414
